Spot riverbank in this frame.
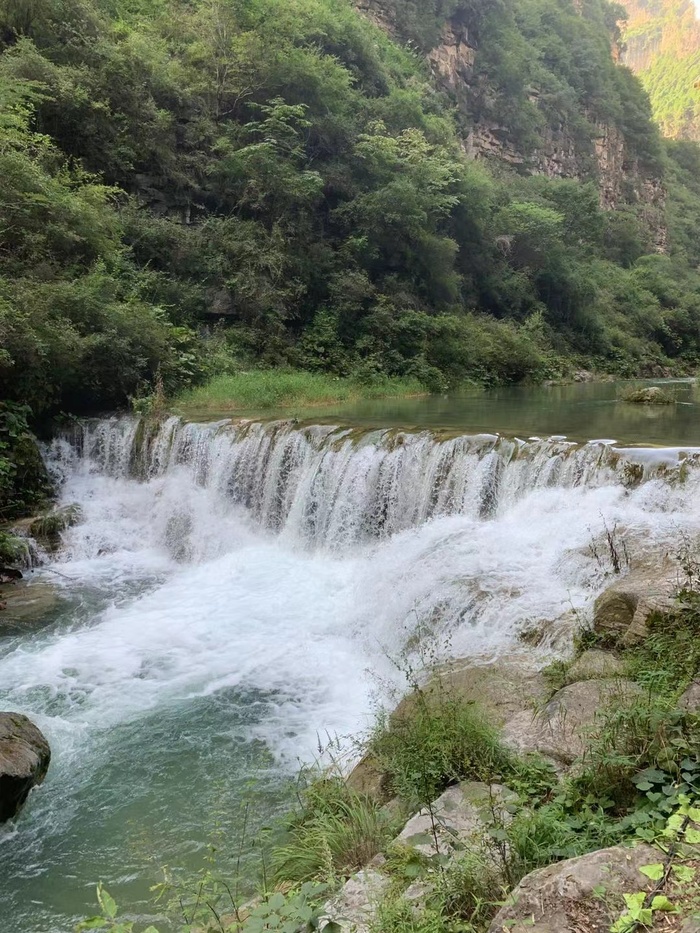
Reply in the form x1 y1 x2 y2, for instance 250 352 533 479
171 371 427 416
80 559 700 933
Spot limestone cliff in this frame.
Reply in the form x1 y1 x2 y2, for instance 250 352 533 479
619 0 700 140
357 0 668 251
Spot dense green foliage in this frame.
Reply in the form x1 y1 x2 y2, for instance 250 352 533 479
1 0 700 428
620 0 700 141
0 403 51 519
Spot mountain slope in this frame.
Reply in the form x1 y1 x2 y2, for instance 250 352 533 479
619 0 700 139
1 0 700 419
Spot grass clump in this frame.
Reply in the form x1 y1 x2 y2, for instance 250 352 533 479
0 531 29 567
367 689 515 807
173 370 425 414
271 776 397 885
624 591 700 700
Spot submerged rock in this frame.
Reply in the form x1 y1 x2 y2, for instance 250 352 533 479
0 580 59 635
0 712 51 822
488 843 659 933
502 679 642 768
619 385 675 404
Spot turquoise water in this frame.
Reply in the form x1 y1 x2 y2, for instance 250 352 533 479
274 378 700 446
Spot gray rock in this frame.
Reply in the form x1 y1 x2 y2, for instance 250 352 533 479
321 869 388 933
680 918 700 933
502 680 642 768
566 649 624 683
396 782 515 858
488 843 659 933
678 680 700 713
593 566 678 646
0 712 51 822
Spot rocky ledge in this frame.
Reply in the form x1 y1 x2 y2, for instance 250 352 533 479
0 712 51 822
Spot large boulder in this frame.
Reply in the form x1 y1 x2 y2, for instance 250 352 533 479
502 679 642 768
593 565 678 646
566 649 624 683
396 781 515 858
0 712 51 822
321 869 388 933
488 844 659 933
412 654 549 728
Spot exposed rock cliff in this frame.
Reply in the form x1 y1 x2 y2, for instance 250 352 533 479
357 0 668 250
619 0 700 140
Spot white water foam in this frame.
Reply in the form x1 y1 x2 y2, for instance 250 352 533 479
1 415 700 930
14 414 700 752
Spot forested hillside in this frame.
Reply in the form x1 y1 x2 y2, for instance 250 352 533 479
620 0 700 140
2 0 700 426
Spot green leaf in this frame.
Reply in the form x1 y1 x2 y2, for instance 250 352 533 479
623 892 646 911
75 919 108 931
671 864 695 882
650 895 675 912
268 893 286 911
640 863 664 881
96 885 118 920
685 826 700 844
611 914 635 933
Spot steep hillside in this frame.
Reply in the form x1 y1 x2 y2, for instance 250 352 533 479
1 0 700 422
360 0 667 247
619 0 700 139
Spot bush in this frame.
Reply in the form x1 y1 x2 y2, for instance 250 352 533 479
367 687 514 807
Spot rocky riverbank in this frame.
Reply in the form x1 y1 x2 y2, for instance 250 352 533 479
310 562 700 933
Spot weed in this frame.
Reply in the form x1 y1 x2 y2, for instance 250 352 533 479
368 690 513 808
271 777 396 885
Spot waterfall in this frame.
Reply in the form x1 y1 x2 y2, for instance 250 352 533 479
2 413 700 932
49 415 700 552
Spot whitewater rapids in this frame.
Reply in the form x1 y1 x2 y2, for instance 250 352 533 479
0 415 699 930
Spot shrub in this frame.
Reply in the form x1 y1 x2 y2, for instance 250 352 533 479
367 687 514 807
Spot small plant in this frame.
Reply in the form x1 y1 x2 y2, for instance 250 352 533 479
77 882 331 933
76 883 159 932
271 776 396 885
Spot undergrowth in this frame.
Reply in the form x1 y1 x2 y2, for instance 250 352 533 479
271 776 397 885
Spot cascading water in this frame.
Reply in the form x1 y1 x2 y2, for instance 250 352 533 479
1 414 700 932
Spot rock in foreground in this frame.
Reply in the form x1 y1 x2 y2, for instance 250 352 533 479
488 843 659 932
0 713 51 822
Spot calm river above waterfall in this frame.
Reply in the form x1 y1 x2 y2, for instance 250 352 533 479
1 380 700 932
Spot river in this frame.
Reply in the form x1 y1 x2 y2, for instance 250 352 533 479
1 381 700 931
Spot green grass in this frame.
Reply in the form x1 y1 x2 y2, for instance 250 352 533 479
173 370 426 414
271 776 398 885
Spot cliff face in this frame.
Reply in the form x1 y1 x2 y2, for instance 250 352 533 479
357 0 668 251
619 0 700 140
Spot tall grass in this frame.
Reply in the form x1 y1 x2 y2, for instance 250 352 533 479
271 777 397 885
173 370 426 413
